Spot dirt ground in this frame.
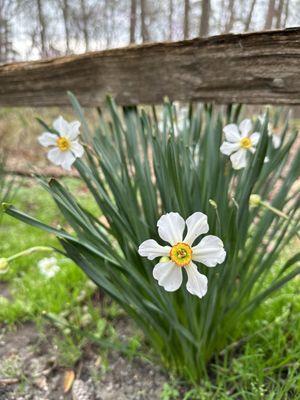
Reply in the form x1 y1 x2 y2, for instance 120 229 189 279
0 278 165 400
0 321 166 400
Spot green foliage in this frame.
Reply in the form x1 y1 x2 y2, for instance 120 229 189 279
161 280 300 398
0 153 15 219
4 95 299 383
161 383 180 400
0 180 93 323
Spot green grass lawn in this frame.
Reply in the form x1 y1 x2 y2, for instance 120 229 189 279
1 178 299 399
0 178 94 323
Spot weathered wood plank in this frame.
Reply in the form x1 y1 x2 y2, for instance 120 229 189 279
1 28 300 107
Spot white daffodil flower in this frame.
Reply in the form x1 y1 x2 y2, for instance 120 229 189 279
38 257 60 278
220 119 260 170
38 116 84 170
138 212 226 299
258 114 281 149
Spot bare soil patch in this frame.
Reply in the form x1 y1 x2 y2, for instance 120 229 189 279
0 322 165 400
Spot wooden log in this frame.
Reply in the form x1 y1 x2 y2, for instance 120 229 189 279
1 28 300 107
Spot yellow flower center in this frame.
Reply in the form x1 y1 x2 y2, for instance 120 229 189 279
170 242 192 267
56 136 70 151
240 137 252 149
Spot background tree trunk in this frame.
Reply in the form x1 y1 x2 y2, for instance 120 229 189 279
275 0 285 28
129 0 136 44
168 0 173 40
283 0 290 26
225 0 235 33
140 0 149 42
244 0 257 31
199 0 210 37
79 0 89 51
61 0 70 53
183 0 189 39
36 0 47 56
265 0 276 29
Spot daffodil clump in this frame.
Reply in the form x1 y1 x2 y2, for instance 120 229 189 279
4 95 299 382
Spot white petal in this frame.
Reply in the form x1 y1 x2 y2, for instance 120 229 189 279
38 132 58 147
53 116 69 136
157 212 185 245
60 151 76 170
239 119 252 137
272 135 281 149
67 121 81 140
264 156 269 163
47 148 64 165
185 262 208 298
223 124 241 142
192 235 226 267
138 239 171 260
71 141 84 157
153 261 182 292
250 132 260 146
220 141 240 156
230 148 247 170
38 256 57 268
184 212 209 246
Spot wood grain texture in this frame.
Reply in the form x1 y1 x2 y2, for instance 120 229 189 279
1 28 300 107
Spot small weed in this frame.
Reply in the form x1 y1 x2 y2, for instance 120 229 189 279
0 354 23 378
52 335 83 368
160 383 180 400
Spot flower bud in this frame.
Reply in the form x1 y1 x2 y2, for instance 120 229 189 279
209 199 218 209
249 194 261 207
0 258 8 274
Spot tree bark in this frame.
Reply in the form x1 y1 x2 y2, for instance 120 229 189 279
265 0 276 30
129 0 137 44
244 0 257 32
275 0 285 29
61 0 70 53
0 6 4 62
283 0 289 27
104 0 110 48
140 0 149 43
183 0 189 39
36 0 47 57
199 0 210 37
80 0 89 52
225 0 235 33
168 0 173 41
1 28 300 106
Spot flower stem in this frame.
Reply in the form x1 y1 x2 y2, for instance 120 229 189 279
7 246 54 262
260 201 289 220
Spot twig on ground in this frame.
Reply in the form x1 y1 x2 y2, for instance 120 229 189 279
0 377 19 386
